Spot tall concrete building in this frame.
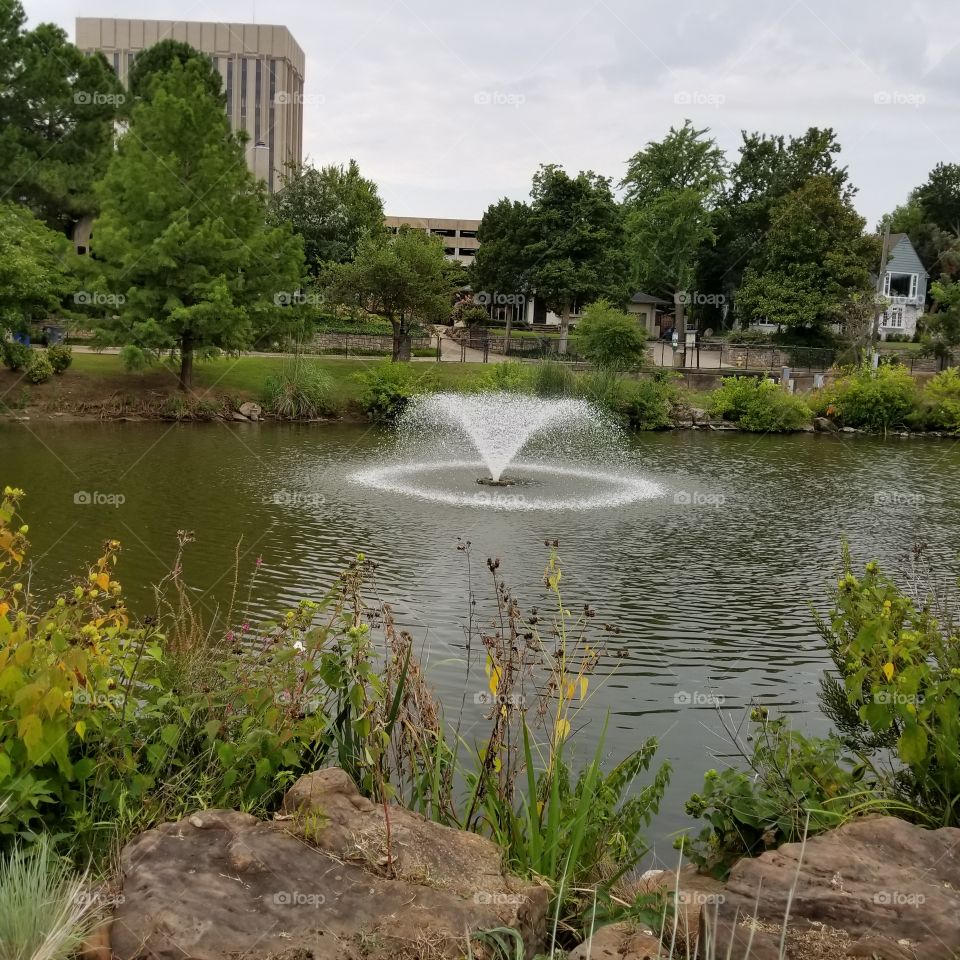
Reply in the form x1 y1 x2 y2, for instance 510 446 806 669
384 216 480 265
75 18 305 192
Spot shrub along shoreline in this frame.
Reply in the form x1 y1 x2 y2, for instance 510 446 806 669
1 349 959 438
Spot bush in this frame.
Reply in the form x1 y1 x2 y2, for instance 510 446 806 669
24 352 53 384
814 364 917 432
576 299 648 371
914 367 960 433
678 710 870 878
623 374 676 430
708 376 811 432
472 360 533 393
1 341 31 372
528 360 578 397
356 361 436 420
46 344 72 374
263 359 332 419
723 328 772 345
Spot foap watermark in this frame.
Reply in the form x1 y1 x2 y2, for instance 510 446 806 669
74 90 126 106
674 90 725 108
73 690 124 709
474 891 528 905
273 890 326 907
873 890 925 906
678 891 726 906
275 90 326 106
474 691 526 708
474 90 525 108
473 291 526 307
675 290 726 307
74 291 125 307
274 290 322 307
73 891 126 909
674 690 725 707
74 491 125 508
874 491 925 506
673 490 725 508
474 491 527 509
873 91 925 107
874 690 924 706
264 489 326 509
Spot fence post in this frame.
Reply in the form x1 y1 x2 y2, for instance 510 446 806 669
344 334 349 359
436 334 442 362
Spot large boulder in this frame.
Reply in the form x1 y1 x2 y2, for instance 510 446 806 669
110 767 549 960
705 817 960 959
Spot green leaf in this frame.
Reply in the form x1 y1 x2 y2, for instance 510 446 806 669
898 723 928 765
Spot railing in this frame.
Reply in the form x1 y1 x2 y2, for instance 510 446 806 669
662 339 836 373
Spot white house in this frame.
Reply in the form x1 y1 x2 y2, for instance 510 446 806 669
878 233 928 339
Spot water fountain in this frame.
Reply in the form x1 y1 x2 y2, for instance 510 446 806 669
350 390 664 511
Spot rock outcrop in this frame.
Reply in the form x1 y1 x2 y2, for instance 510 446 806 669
110 767 549 960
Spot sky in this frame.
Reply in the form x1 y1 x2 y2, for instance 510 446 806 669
25 0 960 226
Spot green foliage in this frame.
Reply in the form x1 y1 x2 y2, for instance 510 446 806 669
914 367 960 432
46 345 72 375
708 376 811 431
470 199 535 305
816 549 960 825
0 203 72 331
473 361 534 393
91 58 305 389
0 4 123 232
263 358 332 419
0 835 96 960
623 374 676 430
735 176 879 333
724 327 772 344
923 277 960 365
125 38 223 105
576 299 648 371
528 360 578 397
23 352 53 384
356 362 437 420
678 710 870 879
324 229 459 361
814 364 917 432
269 160 384 274
1 341 31 373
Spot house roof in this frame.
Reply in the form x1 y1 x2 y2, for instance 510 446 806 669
630 291 668 304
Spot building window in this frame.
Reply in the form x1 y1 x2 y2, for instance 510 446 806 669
444 246 457 256
240 59 247 126
458 229 477 239
884 306 905 328
225 59 233 117
884 272 918 299
458 249 475 258
431 228 456 237
113 50 120 74
268 60 277 190
254 59 262 143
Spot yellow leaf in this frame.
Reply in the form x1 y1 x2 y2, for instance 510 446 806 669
882 662 895 682
565 681 575 700
95 572 109 591
579 676 589 699
0 602 8 617
556 717 571 742
74 720 86 738
488 664 501 696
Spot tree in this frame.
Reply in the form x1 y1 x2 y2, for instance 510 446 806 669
126 38 223 105
91 59 304 390
621 121 726 334
268 160 384 274
735 176 879 335
697 128 850 327
0 2 123 234
524 165 629 353
923 279 960 366
323 228 459 360
575 299 648 371
470 198 535 340
0 203 73 332
914 163 960 236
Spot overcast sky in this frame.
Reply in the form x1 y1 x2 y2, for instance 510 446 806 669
25 0 960 226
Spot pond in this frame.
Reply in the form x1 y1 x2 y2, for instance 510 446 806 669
3 420 957 858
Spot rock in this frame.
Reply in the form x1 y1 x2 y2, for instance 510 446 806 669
230 411 249 421
635 864 725 945
111 768 548 960
238 401 262 421
711 817 960 960
813 417 838 433
690 407 710 425
841 426 857 433
567 921 661 960
800 424 816 432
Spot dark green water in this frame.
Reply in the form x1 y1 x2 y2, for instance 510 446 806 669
3 421 958 858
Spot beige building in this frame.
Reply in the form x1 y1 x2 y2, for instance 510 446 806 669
75 18 304 192
384 216 480 265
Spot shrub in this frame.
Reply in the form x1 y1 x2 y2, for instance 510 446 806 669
723 328 772 345
528 360 577 397
356 362 436 420
263 359 332 418
576 369 628 412
1 341 31 372
575 299 648 371
816 547 960 826
24 352 53 384
708 376 811 432
677 710 870 878
623 374 676 430
46 344 72 375
814 364 917 432
914 367 960 433
472 360 533 393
